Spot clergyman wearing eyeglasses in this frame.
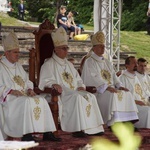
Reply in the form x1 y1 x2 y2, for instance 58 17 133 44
39 27 105 138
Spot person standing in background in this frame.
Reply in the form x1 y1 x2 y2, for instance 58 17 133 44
7 1 14 16
147 0 150 16
18 0 25 20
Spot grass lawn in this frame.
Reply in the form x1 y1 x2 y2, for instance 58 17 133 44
120 31 150 63
0 12 29 26
83 24 94 31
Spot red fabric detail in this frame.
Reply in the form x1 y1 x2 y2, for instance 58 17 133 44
28 88 32 91
3 89 12 102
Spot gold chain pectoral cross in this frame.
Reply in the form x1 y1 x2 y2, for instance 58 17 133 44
62 72 75 89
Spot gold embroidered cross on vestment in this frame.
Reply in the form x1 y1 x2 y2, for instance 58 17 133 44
117 90 123 101
33 106 41 120
86 104 91 117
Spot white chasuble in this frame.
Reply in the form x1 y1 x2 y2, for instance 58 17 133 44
39 53 104 134
81 53 138 126
0 56 56 137
119 70 150 129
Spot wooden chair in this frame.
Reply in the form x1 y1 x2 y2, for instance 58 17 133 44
79 55 97 93
29 19 61 134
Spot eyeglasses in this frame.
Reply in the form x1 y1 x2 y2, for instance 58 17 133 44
59 47 69 51
94 45 105 48
8 51 20 54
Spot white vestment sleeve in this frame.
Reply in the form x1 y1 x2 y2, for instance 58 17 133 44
96 83 108 94
0 86 11 103
115 83 122 89
39 59 58 90
0 66 11 103
81 58 108 88
118 74 127 87
105 60 122 87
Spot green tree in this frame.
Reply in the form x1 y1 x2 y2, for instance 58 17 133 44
9 0 21 18
25 0 68 22
67 0 94 24
10 0 93 25
121 0 148 31
9 0 149 31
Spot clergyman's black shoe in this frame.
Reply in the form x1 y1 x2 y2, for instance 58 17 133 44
134 127 139 132
21 134 36 142
108 126 112 132
87 132 105 136
72 131 87 138
43 132 62 142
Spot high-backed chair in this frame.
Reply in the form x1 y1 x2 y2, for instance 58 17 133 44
29 19 61 133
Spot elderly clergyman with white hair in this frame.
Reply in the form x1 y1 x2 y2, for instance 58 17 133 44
0 31 61 142
39 27 104 138
81 31 139 128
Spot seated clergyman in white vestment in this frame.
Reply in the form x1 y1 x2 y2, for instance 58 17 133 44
81 31 139 127
136 58 150 106
119 56 150 129
0 31 61 142
39 27 104 137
